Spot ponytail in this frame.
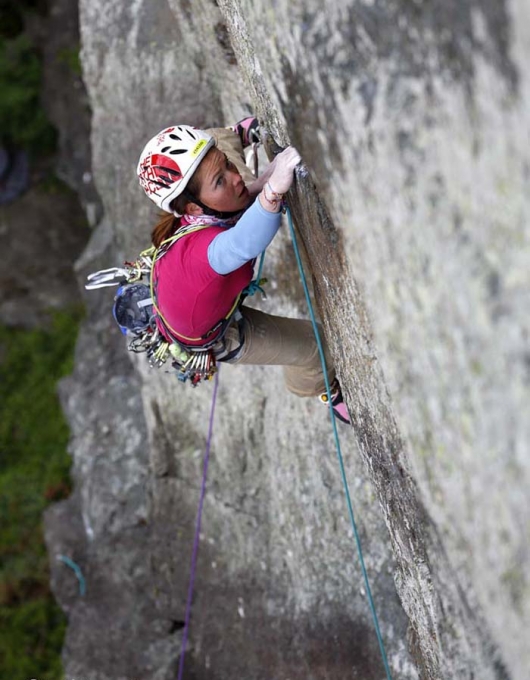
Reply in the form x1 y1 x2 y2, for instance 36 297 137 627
151 212 179 248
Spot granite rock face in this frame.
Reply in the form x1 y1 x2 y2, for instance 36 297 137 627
45 1 529 678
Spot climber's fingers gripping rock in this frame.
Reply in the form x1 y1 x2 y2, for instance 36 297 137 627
268 146 301 195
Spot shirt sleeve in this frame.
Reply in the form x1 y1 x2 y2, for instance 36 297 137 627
207 199 282 275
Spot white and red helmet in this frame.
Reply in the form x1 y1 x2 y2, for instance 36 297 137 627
136 125 215 214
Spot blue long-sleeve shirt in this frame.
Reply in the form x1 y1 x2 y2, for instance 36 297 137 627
207 199 281 275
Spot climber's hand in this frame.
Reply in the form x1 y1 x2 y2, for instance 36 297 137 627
267 146 301 195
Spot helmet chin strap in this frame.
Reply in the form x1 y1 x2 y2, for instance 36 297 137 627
182 189 244 220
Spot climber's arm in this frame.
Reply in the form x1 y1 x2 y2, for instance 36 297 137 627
207 199 281 275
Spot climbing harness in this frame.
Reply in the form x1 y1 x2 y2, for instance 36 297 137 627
86 224 266 386
87 226 218 385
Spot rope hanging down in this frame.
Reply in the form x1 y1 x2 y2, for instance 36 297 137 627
284 205 393 680
178 370 220 680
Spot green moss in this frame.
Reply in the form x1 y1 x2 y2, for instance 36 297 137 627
500 566 525 615
39 173 75 197
56 46 82 77
0 308 82 680
470 359 483 376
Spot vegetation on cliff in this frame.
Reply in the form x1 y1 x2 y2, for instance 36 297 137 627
0 21 83 680
0 310 82 679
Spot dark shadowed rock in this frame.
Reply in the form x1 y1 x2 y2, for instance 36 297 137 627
0 148 29 205
0 181 89 327
25 0 102 226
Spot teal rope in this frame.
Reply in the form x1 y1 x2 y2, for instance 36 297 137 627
56 554 86 596
255 250 266 283
243 251 267 297
285 205 393 680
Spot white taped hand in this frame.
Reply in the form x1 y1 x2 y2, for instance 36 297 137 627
267 146 301 194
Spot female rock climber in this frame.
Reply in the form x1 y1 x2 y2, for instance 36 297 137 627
136 119 350 424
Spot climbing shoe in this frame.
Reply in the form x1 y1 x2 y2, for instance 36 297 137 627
231 116 261 148
318 382 351 425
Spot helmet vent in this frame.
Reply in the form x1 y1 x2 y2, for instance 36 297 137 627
137 125 214 212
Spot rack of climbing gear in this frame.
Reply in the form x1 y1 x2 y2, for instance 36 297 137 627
86 224 267 387
86 226 224 386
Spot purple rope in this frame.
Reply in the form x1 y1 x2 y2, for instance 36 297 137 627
177 369 220 680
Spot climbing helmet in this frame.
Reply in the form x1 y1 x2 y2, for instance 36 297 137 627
137 125 215 214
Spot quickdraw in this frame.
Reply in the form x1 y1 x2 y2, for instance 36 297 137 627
86 225 249 386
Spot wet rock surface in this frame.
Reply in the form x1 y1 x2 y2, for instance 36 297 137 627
44 0 530 678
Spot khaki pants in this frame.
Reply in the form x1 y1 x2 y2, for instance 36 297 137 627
223 307 335 398
209 127 336 398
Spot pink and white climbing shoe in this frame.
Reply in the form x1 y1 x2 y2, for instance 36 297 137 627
318 382 351 425
231 116 261 148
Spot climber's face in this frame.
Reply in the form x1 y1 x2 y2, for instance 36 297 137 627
191 147 250 214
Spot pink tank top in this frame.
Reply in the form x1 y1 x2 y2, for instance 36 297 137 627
153 226 253 346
